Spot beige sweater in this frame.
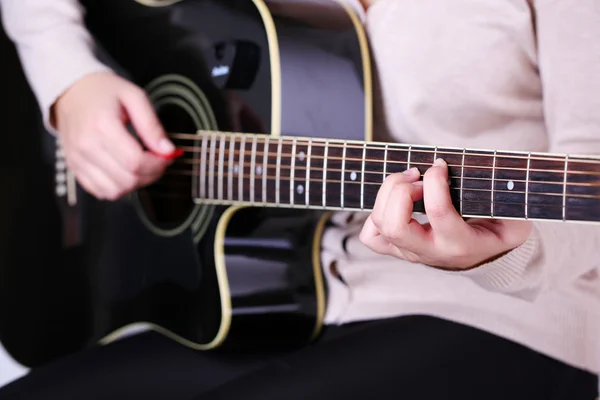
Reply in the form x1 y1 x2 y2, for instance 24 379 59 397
2 0 600 374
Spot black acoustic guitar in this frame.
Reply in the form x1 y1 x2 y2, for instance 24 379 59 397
53 0 600 353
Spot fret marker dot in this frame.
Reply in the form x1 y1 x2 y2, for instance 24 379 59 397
296 184 304 195
256 166 263 176
233 165 239 174
507 181 515 191
298 152 305 162
350 171 358 181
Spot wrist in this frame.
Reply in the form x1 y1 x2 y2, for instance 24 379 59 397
454 226 541 293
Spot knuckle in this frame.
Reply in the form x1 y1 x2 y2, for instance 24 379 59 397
381 224 407 242
385 172 407 185
358 228 371 245
370 212 384 230
105 188 123 201
122 177 138 194
427 204 450 220
125 153 144 174
126 86 151 107
75 139 94 156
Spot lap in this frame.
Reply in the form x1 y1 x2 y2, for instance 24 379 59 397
0 315 596 400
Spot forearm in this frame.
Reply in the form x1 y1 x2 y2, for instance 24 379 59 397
0 0 110 130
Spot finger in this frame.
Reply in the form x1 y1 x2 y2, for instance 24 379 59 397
359 216 396 256
379 181 429 253
371 168 421 229
102 118 169 176
119 86 176 156
423 158 471 238
70 156 121 200
96 143 165 192
360 217 423 263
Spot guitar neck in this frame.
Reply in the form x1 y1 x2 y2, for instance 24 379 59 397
185 131 600 224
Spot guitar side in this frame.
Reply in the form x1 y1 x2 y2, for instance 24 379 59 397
58 0 372 351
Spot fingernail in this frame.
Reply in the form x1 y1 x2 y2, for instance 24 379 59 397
433 157 447 167
158 138 175 153
403 167 419 176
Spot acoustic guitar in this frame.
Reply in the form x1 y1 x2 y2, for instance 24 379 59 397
53 0 600 353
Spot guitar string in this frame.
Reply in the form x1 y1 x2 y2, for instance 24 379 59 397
147 191 591 214
167 132 600 166
154 170 600 201
147 180 596 216
166 157 600 189
170 145 600 177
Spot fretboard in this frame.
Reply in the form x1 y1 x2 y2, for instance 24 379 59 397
183 131 600 224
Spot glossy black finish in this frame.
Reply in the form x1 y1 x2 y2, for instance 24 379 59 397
0 18 93 368
52 0 369 351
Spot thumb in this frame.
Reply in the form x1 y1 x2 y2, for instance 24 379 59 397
120 86 175 155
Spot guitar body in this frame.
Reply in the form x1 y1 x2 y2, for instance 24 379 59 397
63 0 372 351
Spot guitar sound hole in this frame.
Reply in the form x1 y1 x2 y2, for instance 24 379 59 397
137 104 196 229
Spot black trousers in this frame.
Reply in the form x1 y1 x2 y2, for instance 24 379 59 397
0 315 596 400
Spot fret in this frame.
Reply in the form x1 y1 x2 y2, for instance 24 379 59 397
459 149 495 217
341 141 347 209
360 143 366 209
249 136 257 202
385 145 410 175
300 139 326 207
305 139 312 207
433 146 438 161
362 143 387 209
528 154 597 221
341 142 363 209
562 155 568 221
460 148 465 215
565 156 600 222
238 135 246 202
191 135 199 200
528 154 568 220
290 138 297 206
275 138 282 205
383 144 389 182
199 134 208 198
262 136 269 204
227 135 235 201
406 145 435 172
492 151 527 219
218 133 225 200
525 152 531 219
208 133 217 199
430 148 464 215
291 139 310 206
490 150 497 217
406 145 436 214
322 140 329 208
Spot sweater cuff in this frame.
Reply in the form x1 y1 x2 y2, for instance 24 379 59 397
456 226 542 296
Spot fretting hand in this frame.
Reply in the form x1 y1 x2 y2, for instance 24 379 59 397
52 71 177 200
359 158 533 270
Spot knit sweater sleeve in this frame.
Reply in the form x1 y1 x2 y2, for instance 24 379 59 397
458 0 600 299
0 0 111 131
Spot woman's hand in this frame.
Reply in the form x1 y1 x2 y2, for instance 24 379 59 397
359 158 533 270
53 71 177 201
